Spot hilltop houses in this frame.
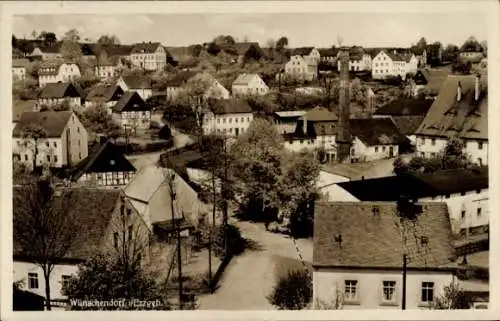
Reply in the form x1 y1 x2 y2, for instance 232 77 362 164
231 73 269 98
37 82 85 110
129 42 167 72
371 50 418 80
37 60 81 87
285 55 318 82
12 58 30 81
202 99 253 137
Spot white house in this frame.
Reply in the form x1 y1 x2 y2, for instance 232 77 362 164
313 201 458 309
337 49 372 72
37 82 85 109
38 60 81 87
12 111 88 169
202 99 254 137
415 74 488 166
291 47 321 64
329 166 489 234
284 55 318 82
190 72 231 100
12 58 30 81
112 91 152 131
130 42 167 72
94 56 123 80
13 188 150 307
117 75 153 101
372 50 418 80
165 70 198 100
231 73 269 98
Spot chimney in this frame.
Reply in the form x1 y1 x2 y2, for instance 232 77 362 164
475 74 480 101
302 118 307 135
337 50 352 163
457 81 462 101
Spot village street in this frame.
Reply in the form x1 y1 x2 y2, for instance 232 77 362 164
197 220 313 310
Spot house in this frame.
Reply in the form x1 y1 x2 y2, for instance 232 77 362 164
130 42 167 71
92 44 134 65
312 201 457 309
165 70 198 100
191 72 231 100
84 84 125 111
317 169 351 201
426 43 443 66
318 48 338 65
13 187 150 304
459 38 485 63
291 47 321 64
94 55 123 79
337 48 372 72
37 82 85 109
124 165 201 235
328 166 488 234
283 106 337 161
38 60 81 87
273 110 307 134
202 99 253 137
12 111 88 169
12 100 37 132
415 75 488 165
223 42 263 63
372 50 418 80
373 97 434 145
409 68 452 97
71 137 136 187
117 75 153 101
12 58 30 81
112 91 152 131
28 42 63 60
284 55 318 82
231 73 269 98
349 118 409 162
411 46 427 67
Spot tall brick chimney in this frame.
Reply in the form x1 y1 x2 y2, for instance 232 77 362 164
337 50 352 163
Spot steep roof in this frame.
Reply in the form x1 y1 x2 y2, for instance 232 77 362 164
375 97 433 116
416 68 453 92
112 91 150 113
12 58 30 68
232 73 263 86
12 111 72 138
413 166 488 195
291 47 315 56
391 116 426 136
166 70 198 87
38 59 78 76
71 139 136 180
416 75 488 140
318 48 338 57
13 186 121 261
120 75 152 89
12 100 37 123
274 110 307 119
131 42 162 54
304 106 337 122
38 82 84 99
313 201 457 269
350 118 409 146
209 99 252 114
86 84 124 102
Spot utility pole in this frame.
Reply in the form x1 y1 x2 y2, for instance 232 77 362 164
402 253 407 310
168 171 183 310
222 138 229 256
208 165 216 292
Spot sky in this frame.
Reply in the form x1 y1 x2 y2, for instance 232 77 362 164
13 12 488 48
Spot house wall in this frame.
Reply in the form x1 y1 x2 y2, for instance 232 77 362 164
285 56 317 81
283 134 337 155
464 140 488 166
313 268 454 309
38 97 81 108
416 136 487 166
459 52 484 62
117 110 152 130
202 112 253 137
372 52 394 79
337 54 372 72
78 171 136 187
62 113 89 166
13 137 64 168
274 118 300 134
351 137 399 162
95 65 118 79
307 49 321 65
13 261 79 301
12 67 26 81
232 76 269 98
38 63 81 87
130 46 166 71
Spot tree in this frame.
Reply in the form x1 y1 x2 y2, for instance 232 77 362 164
213 35 235 47
60 40 82 60
206 42 221 56
452 60 472 75
97 35 120 45
158 125 172 140
432 281 472 309
38 31 57 45
187 44 203 57
78 104 122 140
276 37 289 52
14 180 77 310
416 37 427 51
19 124 47 171
63 28 80 42
267 268 312 310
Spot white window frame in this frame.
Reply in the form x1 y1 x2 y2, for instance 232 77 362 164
382 280 397 304
28 272 39 289
420 281 435 303
344 280 359 302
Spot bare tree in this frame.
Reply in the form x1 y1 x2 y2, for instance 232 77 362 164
19 124 47 172
14 181 77 310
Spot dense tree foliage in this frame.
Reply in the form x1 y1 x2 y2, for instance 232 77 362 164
267 268 312 310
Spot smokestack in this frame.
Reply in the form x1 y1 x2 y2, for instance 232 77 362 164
337 50 352 163
457 81 462 101
475 74 480 101
367 87 374 117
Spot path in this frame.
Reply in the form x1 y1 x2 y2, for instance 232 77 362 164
197 220 313 310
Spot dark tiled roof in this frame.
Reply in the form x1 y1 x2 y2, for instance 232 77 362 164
291 47 315 56
12 100 37 122
13 186 121 261
418 68 452 92
413 166 488 195
12 111 72 138
375 97 433 116
131 42 162 54
112 91 150 113
313 201 457 269
416 75 488 140
350 118 409 146
12 58 30 68
318 48 338 57
391 116 426 135
38 82 84 99
120 75 152 89
71 139 136 180
305 106 337 122
166 71 198 87
209 98 252 114
86 84 124 102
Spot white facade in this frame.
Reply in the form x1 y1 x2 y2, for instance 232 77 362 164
130 45 166 71
37 97 81 109
459 52 485 62
95 65 120 80
351 137 399 162
416 136 487 166
115 110 151 130
372 51 418 80
38 63 81 87
78 171 135 187
285 55 318 81
313 268 454 309
232 74 269 98
13 260 79 301
202 112 254 137
12 67 26 81
306 48 321 64
284 134 336 154
116 77 153 101
337 54 372 72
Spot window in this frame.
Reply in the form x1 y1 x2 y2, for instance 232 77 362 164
53 141 57 147
228 118 232 123
375 146 379 152
223 118 226 124
78 140 81 146
128 225 133 241
421 282 434 303
113 232 119 249
28 273 39 289
445 194 450 199
45 141 49 147
344 280 358 301
461 210 466 219
477 208 482 218
235 117 238 123
431 138 436 146
431 152 436 157
382 146 386 152
382 281 396 303
47 155 51 162
62 275 72 288
476 189 481 194
460 191 466 196
478 158 483 166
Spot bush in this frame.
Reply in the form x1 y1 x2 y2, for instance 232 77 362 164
158 125 172 140
212 224 245 259
267 268 312 310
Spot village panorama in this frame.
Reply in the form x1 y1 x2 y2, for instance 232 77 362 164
10 12 489 312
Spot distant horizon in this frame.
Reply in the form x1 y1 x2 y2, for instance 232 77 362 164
13 13 487 49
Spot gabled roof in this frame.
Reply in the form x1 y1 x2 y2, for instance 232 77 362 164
318 48 338 57
375 97 433 116
390 116 426 136
112 91 150 113
32 41 63 54
120 75 152 89
38 82 84 99
305 106 337 122
86 84 124 102
12 58 30 68
291 47 315 56
209 98 252 115
416 75 488 140
350 118 409 146
313 201 457 269
232 73 263 86
12 100 37 123
274 110 307 118
71 139 136 180
13 111 73 138
166 70 198 87
413 166 488 195
38 59 78 76
131 42 162 54
13 186 122 261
